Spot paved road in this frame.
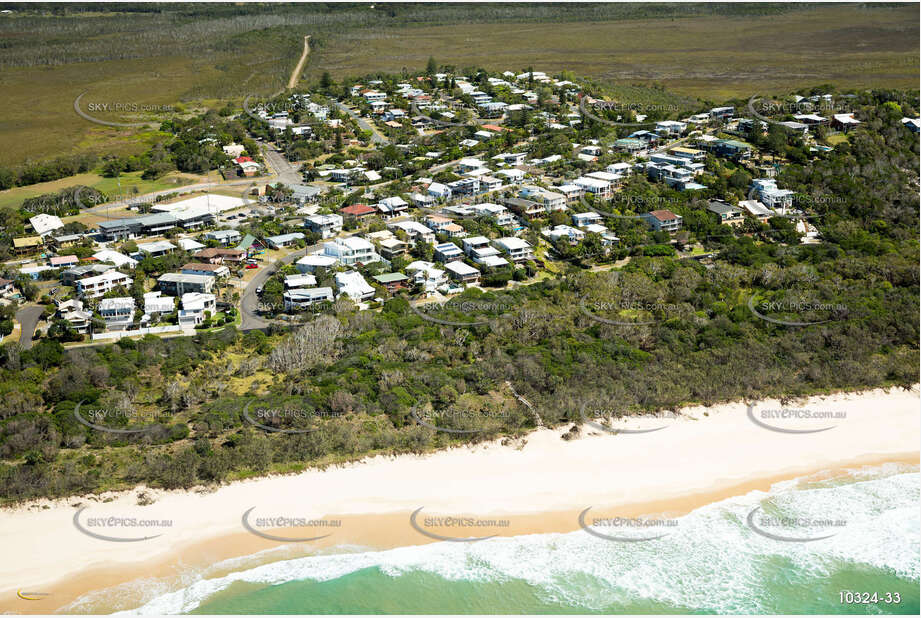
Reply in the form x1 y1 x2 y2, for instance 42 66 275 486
262 144 303 186
334 101 387 144
239 243 321 330
16 304 44 350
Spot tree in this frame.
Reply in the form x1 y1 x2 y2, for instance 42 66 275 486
426 56 437 76
320 71 334 90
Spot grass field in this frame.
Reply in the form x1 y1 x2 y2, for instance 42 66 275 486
305 5 919 101
0 4 916 169
0 170 201 210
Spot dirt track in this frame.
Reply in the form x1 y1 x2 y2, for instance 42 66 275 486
288 35 311 89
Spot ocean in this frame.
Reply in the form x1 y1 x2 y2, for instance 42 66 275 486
69 464 919 615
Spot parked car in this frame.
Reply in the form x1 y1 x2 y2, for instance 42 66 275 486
246 263 259 269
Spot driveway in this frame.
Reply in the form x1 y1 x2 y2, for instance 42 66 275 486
16 304 44 350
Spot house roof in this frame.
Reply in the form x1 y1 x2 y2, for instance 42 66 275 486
13 236 42 248
373 272 409 284
647 209 681 221
182 262 226 272
340 203 377 216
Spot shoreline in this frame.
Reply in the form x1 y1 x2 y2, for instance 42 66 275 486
1 385 918 614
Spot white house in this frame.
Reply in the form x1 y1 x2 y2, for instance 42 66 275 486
493 237 534 262
98 297 135 331
388 220 436 244
427 182 452 200
335 271 375 301
143 291 175 316
304 213 343 238
30 214 64 237
323 236 379 266
76 270 133 299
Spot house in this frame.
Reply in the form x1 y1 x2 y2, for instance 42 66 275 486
405 261 447 290
157 272 215 296
323 236 379 266
194 247 246 264
711 139 752 160
583 224 620 247
574 176 612 199
0 278 14 296
710 106 735 120
284 274 318 289
295 254 337 273
389 220 436 244
236 158 262 177
478 175 503 192
304 213 344 238
473 130 495 141
556 184 583 204
447 177 480 196
572 212 603 228
98 297 135 331
50 233 83 248
339 203 378 221
373 272 409 292
656 120 687 135
642 209 683 233
832 113 861 132
496 168 526 183
76 270 133 299
290 184 324 204
178 292 216 327
335 271 375 301
177 238 206 252
707 200 745 226
901 117 921 133
493 152 527 166
751 179 794 212
284 287 334 311
503 196 545 220
669 147 706 162
613 138 646 154
434 242 464 262
738 199 774 223
422 214 455 234
457 157 487 173
93 250 138 269
445 260 480 285
585 171 624 187
265 232 305 250
492 237 534 262
181 262 230 278
411 192 437 207
544 225 585 244
143 291 175 316
223 143 245 158
469 203 516 227
137 240 176 258
519 185 566 212
29 214 64 238
56 299 91 333
204 229 242 246
376 196 409 218
49 255 80 269
12 236 43 255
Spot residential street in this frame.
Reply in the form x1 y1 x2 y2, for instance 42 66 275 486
15 304 43 350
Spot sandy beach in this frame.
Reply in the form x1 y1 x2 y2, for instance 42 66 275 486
1 386 918 614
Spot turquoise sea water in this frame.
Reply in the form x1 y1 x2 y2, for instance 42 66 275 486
74 464 919 615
